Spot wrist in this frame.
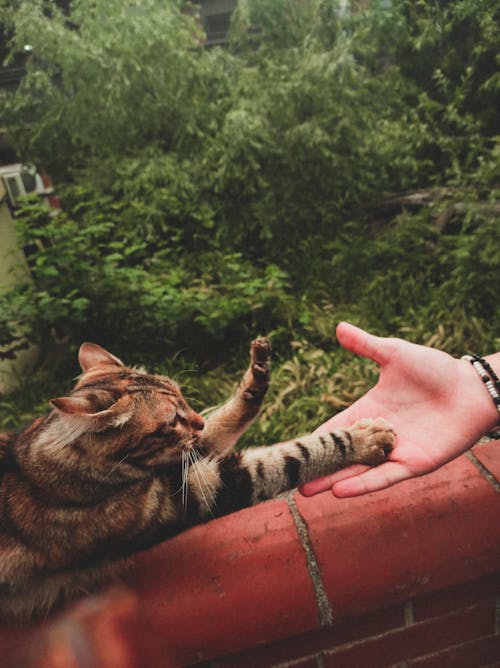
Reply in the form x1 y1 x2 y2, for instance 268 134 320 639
459 352 500 438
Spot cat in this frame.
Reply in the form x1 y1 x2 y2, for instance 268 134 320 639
0 337 394 621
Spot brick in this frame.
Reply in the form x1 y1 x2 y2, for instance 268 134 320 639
322 602 495 668
65 590 170 668
407 633 500 667
325 603 406 646
472 440 500 484
4 589 171 668
413 574 500 621
123 499 319 665
215 604 405 668
294 454 500 621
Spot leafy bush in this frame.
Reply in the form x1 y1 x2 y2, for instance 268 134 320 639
0 197 292 367
1 0 499 433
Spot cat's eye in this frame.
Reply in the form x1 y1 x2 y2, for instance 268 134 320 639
162 415 182 429
173 414 187 426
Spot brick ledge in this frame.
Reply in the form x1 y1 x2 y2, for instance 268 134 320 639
1 441 499 666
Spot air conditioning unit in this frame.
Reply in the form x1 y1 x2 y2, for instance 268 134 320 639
0 163 58 210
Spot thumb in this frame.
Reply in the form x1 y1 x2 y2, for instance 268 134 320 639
336 322 392 366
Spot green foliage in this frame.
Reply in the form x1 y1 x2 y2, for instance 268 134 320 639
1 0 499 435
0 0 211 177
0 196 291 368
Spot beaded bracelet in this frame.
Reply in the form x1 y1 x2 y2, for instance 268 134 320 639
471 353 500 388
462 354 500 440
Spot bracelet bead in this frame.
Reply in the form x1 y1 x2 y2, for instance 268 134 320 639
471 354 500 388
462 354 500 440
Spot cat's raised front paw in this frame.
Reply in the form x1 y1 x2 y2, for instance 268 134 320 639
242 337 271 403
349 417 395 466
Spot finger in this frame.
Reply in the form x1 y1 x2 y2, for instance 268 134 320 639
299 465 370 496
331 461 411 497
298 476 332 496
336 322 392 366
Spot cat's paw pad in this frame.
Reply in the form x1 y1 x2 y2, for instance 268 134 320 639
349 417 395 466
242 337 271 402
250 337 271 380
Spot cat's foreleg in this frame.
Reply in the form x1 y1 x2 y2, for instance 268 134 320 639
189 418 395 520
201 337 270 456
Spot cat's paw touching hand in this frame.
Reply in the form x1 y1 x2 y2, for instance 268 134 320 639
349 417 395 466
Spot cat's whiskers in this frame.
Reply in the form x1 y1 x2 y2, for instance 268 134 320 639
188 449 217 517
189 448 219 516
169 451 189 506
188 450 209 514
181 450 190 514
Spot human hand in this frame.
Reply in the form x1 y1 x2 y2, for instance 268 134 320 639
300 322 500 498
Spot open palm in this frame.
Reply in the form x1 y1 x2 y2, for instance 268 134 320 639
300 322 496 497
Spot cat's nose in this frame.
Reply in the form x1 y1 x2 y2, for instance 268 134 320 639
190 412 205 431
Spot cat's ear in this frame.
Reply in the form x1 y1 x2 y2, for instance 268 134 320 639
50 395 99 416
78 342 125 372
50 394 130 419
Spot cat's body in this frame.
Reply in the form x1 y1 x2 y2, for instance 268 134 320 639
0 338 394 620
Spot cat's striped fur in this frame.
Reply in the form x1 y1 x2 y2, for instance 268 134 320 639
0 338 394 620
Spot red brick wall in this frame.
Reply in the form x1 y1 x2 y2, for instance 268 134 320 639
1 441 499 667
204 576 499 667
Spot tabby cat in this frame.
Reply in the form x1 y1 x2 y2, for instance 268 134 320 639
0 338 394 620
